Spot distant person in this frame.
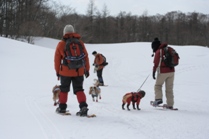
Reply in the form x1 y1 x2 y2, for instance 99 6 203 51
151 37 161 57
54 24 90 116
151 38 175 109
92 51 108 86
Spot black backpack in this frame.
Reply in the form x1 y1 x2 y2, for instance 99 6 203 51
63 38 86 69
100 54 108 66
163 46 180 68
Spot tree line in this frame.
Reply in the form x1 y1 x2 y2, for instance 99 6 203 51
0 0 209 46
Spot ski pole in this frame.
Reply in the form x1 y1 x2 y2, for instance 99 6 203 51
137 74 150 92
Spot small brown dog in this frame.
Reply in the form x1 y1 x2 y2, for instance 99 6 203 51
52 85 60 106
122 90 146 110
89 79 101 102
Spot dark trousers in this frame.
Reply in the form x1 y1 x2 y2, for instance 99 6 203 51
59 75 87 110
97 68 104 84
60 76 84 94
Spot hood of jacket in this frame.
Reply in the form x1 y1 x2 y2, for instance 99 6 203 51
158 43 168 49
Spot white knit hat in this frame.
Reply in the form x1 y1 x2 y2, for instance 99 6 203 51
63 24 74 35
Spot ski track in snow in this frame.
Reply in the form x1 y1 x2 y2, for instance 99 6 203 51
25 96 64 139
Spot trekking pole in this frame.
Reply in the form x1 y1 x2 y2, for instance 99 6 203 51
137 74 150 92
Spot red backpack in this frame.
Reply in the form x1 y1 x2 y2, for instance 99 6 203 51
63 38 86 69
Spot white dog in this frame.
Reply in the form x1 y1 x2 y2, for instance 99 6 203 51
89 79 101 102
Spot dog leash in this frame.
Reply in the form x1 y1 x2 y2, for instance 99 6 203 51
137 74 150 92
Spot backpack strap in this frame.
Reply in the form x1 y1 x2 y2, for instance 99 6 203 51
157 49 163 73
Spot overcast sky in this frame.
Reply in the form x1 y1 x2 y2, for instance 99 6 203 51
56 0 208 16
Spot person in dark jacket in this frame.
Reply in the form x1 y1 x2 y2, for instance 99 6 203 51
54 24 90 116
152 42 175 109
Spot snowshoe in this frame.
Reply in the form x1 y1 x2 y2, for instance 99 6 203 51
56 107 71 115
162 104 178 110
76 107 96 118
76 106 89 117
150 99 163 107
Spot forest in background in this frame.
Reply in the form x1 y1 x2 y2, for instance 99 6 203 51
0 0 209 46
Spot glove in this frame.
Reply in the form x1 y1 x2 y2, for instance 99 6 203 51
152 71 156 80
85 71 89 78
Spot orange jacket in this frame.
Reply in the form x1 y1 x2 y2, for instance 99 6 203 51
54 33 90 77
93 53 104 70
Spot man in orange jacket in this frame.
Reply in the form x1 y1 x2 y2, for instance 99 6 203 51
54 24 90 116
92 51 106 86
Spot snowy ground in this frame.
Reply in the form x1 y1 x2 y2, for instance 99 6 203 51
0 37 209 139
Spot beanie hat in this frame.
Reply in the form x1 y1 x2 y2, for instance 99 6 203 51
151 37 161 53
92 51 97 55
154 37 159 41
63 25 74 35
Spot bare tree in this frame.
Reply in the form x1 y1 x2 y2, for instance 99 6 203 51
0 0 209 46
85 0 97 42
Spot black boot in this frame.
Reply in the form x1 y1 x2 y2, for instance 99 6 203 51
76 102 88 116
56 103 67 113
